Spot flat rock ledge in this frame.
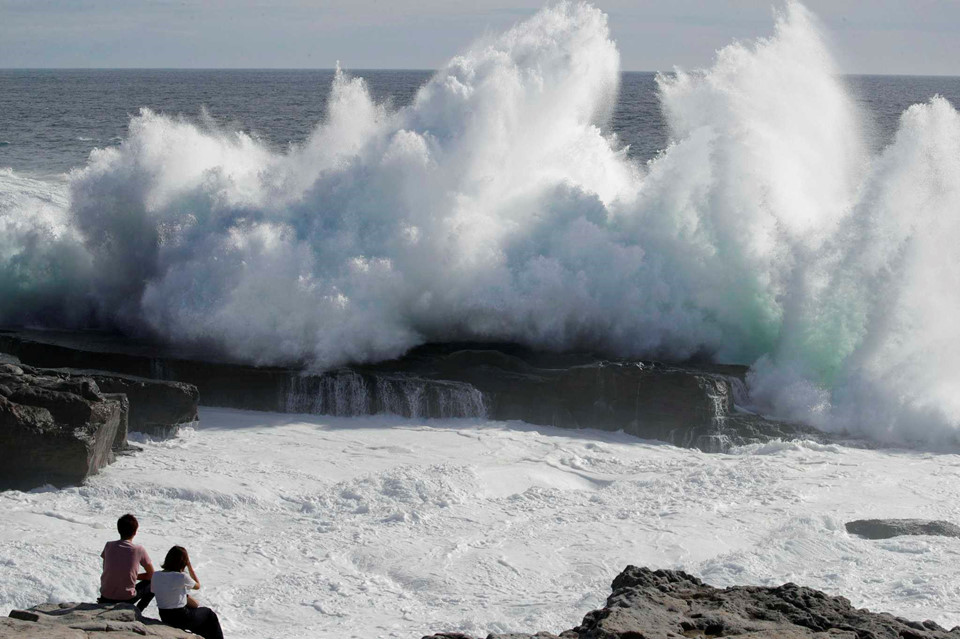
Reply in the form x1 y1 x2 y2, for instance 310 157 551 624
0 330 821 453
2 602 191 638
845 519 960 540
423 566 960 639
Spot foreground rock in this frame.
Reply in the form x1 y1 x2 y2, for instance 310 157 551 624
0 363 127 490
846 519 960 539
2 602 191 638
0 330 820 452
423 566 960 639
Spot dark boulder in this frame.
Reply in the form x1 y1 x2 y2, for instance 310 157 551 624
846 519 960 540
423 566 960 639
0 344 199 439
41 369 198 439
2 360 199 440
0 364 126 490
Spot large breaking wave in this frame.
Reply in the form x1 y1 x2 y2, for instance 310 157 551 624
2 1 959 446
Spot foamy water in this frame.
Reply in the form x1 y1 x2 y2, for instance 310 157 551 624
1 2 959 444
2 409 960 638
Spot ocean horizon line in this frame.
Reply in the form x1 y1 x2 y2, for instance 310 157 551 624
3 67 960 79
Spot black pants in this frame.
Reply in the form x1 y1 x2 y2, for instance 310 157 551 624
98 580 154 612
159 605 224 639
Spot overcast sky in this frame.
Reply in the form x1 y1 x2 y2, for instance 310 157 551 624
2 0 958 75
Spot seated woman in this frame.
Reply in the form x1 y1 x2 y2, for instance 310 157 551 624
151 546 224 639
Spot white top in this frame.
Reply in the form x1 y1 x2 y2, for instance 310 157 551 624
150 570 196 609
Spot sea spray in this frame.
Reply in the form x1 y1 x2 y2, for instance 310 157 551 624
633 1 866 365
62 1 636 366
752 96 960 444
0 169 91 325
0 2 958 445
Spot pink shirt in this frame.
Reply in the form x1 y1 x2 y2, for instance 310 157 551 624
100 540 152 600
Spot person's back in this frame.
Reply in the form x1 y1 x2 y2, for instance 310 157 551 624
152 545 223 639
101 538 149 599
151 569 195 610
98 514 154 611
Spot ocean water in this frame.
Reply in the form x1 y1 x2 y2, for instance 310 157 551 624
0 68 669 178
4 69 960 177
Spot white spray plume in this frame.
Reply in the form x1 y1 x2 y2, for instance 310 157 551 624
1 1 959 446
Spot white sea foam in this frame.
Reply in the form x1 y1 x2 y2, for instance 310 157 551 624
3 409 960 638
0 2 959 444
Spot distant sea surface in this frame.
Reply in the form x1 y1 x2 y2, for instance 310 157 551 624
2 69 960 176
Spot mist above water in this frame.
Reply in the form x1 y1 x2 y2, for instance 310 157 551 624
1 1 959 446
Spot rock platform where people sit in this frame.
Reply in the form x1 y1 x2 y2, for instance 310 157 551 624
1 602 192 638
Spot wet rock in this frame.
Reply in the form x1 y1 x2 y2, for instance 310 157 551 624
0 330 821 452
0 365 126 490
0 348 198 441
42 369 198 439
422 566 960 639
2 602 192 638
400 347 818 451
0 353 20 366
846 518 960 539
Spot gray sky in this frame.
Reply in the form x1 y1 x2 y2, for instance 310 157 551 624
2 0 958 75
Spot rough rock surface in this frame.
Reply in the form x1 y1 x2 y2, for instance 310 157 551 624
0 363 126 490
423 566 960 639
846 519 960 539
2 602 191 638
0 330 820 452
42 369 198 439
389 347 819 451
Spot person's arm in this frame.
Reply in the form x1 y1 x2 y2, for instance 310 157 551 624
137 550 154 581
137 562 154 581
186 558 201 590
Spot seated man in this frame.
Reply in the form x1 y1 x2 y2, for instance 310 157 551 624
98 513 155 612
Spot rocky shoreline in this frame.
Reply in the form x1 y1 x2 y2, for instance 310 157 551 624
0 329 822 454
8 565 958 639
0 326 830 490
422 566 960 639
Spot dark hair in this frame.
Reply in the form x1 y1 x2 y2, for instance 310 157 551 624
117 514 138 539
161 546 189 572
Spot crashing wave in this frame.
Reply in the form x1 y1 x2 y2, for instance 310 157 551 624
0 2 959 445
